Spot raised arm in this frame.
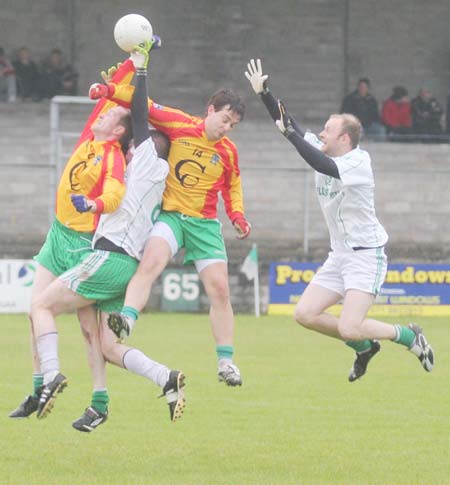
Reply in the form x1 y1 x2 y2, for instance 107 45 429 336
129 41 153 148
245 58 304 136
276 100 340 179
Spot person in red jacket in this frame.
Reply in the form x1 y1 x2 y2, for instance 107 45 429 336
382 86 412 141
0 46 16 102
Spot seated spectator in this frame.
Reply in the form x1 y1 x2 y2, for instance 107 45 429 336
411 88 444 142
40 48 78 98
13 47 41 101
0 47 16 102
446 92 450 136
382 86 412 141
341 77 385 140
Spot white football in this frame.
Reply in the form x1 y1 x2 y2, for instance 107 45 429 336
114 14 153 53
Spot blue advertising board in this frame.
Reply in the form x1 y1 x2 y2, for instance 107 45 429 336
268 262 450 316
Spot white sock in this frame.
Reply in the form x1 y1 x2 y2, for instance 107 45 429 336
123 349 170 388
218 358 233 367
36 333 59 385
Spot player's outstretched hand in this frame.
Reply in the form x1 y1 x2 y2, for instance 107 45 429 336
233 216 252 240
275 99 293 136
100 62 122 83
89 83 111 100
130 38 155 70
245 58 269 95
71 194 95 213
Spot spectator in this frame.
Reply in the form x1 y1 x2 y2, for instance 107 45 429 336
446 92 450 136
341 77 385 140
0 47 17 102
382 86 412 141
411 88 444 142
13 47 41 101
40 48 78 98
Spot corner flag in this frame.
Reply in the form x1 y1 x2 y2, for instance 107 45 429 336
240 244 260 316
241 244 258 281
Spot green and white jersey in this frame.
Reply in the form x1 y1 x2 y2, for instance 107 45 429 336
93 137 169 260
304 132 388 252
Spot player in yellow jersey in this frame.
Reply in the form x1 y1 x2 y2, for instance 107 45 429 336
9 66 133 419
90 62 251 386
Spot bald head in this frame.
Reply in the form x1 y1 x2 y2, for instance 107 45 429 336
330 113 362 149
319 113 362 157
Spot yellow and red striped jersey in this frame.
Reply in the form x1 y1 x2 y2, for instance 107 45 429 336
56 139 126 232
109 81 245 221
55 62 135 232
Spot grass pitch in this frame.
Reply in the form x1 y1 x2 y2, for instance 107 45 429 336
1 313 449 484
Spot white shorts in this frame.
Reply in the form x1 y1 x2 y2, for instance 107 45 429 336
149 221 224 273
311 248 387 297
149 221 179 257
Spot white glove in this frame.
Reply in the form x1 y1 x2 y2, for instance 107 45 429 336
244 58 269 95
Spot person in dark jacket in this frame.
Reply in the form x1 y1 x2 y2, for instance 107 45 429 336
446 92 450 135
40 48 78 98
13 47 41 101
411 88 444 142
341 78 385 140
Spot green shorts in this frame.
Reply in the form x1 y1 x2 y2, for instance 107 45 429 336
157 211 227 265
59 250 139 313
34 218 93 276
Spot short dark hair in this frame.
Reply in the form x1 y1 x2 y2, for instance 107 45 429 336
207 88 245 120
149 129 171 160
358 77 371 87
118 113 133 155
392 86 408 101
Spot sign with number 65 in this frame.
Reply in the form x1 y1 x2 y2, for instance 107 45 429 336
161 269 200 312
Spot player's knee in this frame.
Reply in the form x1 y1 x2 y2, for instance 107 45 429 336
337 322 362 341
207 277 230 301
137 254 165 281
293 305 317 329
30 298 46 317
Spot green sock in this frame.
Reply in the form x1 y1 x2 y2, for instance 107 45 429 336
216 345 234 361
91 390 109 414
392 324 415 348
345 340 372 353
33 373 44 398
122 306 139 321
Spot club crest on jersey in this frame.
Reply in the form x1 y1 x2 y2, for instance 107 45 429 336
93 155 103 165
153 103 163 110
210 154 220 165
